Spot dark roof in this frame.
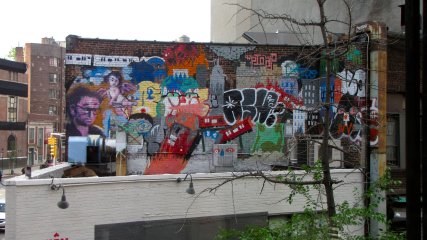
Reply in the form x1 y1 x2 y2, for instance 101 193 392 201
0 58 27 73
242 32 313 46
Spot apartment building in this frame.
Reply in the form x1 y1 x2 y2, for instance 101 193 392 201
19 38 66 164
0 58 28 171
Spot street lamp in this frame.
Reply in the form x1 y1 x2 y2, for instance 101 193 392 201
50 177 69 209
176 173 195 195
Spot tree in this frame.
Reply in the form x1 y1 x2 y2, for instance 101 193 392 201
213 168 403 240
230 0 354 224
7 47 16 60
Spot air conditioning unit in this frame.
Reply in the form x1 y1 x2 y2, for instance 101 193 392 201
68 136 89 165
311 140 343 168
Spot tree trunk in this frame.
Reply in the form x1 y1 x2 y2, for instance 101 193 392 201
321 56 336 222
317 0 336 223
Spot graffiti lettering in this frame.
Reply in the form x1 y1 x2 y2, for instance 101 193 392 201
218 118 253 143
65 53 92 65
337 69 366 97
223 88 285 127
93 55 139 67
337 122 353 135
245 53 278 70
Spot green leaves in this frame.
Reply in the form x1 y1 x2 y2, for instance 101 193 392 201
215 167 405 240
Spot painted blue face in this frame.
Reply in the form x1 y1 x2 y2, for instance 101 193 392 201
128 118 152 135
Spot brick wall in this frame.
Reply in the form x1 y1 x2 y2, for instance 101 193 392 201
387 35 405 93
65 36 368 175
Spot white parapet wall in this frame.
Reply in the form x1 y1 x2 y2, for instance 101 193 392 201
5 167 363 240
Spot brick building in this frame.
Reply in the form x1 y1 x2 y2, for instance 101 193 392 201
210 0 407 193
3 28 391 239
0 58 28 171
64 34 374 175
19 38 66 164
385 33 406 192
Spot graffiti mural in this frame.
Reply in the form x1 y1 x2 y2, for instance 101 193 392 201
66 39 368 175
329 69 366 143
223 88 285 127
245 53 278 70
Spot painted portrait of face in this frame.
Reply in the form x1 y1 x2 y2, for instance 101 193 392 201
68 86 103 127
160 76 202 116
72 96 101 126
108 74 120 87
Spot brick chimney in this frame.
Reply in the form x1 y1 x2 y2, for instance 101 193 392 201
15 47 24 62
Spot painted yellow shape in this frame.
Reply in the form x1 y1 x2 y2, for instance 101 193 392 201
132 81 161 117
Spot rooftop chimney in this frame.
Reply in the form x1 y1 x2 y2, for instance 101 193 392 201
15 47 24 62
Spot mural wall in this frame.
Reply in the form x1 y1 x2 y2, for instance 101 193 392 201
65 36 368 175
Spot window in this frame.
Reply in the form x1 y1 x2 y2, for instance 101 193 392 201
49 73 58 83
49 106 58 115
29 128 35 144
8 96 17 122
28 147 35 165
49 58 58 67
7 135 16 151
37 128 44 146
49 89 58 99
9 71 18 81
386 115 400 167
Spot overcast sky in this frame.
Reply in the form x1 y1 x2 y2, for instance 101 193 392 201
1 0 211 58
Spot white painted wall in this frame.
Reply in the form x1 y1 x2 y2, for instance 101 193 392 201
5 166 363 240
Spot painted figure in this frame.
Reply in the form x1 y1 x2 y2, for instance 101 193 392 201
98 71 136 117
67 87 105 137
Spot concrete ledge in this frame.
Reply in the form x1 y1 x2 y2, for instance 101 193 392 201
6 168 362 186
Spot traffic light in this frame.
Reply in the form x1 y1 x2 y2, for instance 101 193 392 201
48 136 56 146
51 144 57 159
48 137 57 159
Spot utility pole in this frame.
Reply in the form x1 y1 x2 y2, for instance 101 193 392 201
405 0 421 239
361 22 388 237
422 0 426 237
